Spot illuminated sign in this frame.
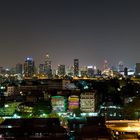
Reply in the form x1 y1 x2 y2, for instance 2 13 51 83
51 96 67 112
68 95 79 111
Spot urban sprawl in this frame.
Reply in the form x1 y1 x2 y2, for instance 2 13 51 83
0 53 140 139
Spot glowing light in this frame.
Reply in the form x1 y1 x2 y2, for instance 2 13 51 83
0 86 5 90
87 66 93 69
4 104 9 108
26 57 33 61
94 66 97 70
13 114 20 118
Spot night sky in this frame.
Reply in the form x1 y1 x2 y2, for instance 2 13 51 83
0 0 140 69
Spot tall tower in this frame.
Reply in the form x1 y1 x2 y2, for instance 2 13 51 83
0 67 3 74
103 60 109 70
57 64 65 77
24 57 35 77
44 53 52 78
118 61 124 72
74 59 79 77
135 63 140 76
16 63 22 74
87 66 94 78
38 64 45 74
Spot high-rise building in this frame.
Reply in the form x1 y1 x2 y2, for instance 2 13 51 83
44 53 52 78
38 64 45 74
118 61 124 72
57 64 65 77
103 60 109 70
87 66 94 78
15 63 22 74
74 59 79 77
80 66 87 77
24 57 35 77
66 66 74 76
135 63 140 76
0 67 3 74
124 67 128 77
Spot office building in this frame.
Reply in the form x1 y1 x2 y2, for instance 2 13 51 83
57 64 65 77
103 60 109 70
38 64 45 74
80 66 87 77
15 63 22 74
74 59 79 77
66 66 73 76
44 53 52 78
24 57 35 77
87 66 94 78
118 61 124 73
0 67 3 74
135 63 140 76
124 67 128 77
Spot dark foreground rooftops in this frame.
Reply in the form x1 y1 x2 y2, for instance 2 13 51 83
0 118 68 140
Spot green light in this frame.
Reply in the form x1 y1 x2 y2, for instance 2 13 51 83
0 86 5 90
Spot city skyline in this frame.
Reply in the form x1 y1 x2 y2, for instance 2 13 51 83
0 55 135 71
0 0 140 69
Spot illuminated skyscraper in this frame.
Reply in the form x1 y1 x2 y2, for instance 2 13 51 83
38 64 45 74
44 53 52 78
57 64 65 77
74 59 79 77
87 66 94 78
66 66 73 76
80 66 87 77
24 57 35 77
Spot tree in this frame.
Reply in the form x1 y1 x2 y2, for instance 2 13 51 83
123 97 140 119
32 101 52 117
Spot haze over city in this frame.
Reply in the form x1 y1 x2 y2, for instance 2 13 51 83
0 0 140 69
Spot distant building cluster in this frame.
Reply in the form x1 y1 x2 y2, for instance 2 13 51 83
0 53 139 120
0 52 139 80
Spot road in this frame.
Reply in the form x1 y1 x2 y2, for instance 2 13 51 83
106 120 140 139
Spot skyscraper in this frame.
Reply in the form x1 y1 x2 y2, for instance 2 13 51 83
0 67 3 74
87 66 94 78
124 67 128 77
135 63 140 76
44 53 52 78
38 64 45 74
118 61 124 73
57 64 65 77
24 57 35 77
15 63 22 74
103 60 109 70
74 59 79 77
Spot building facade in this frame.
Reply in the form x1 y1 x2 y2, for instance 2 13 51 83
44 53 52 78
24 57 35 77
135 63 140 76
57 64 65 77
74 59 79 77
16 63 23 75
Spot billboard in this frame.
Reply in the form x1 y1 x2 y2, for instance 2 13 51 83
68 95 79 111
51 96 67 112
